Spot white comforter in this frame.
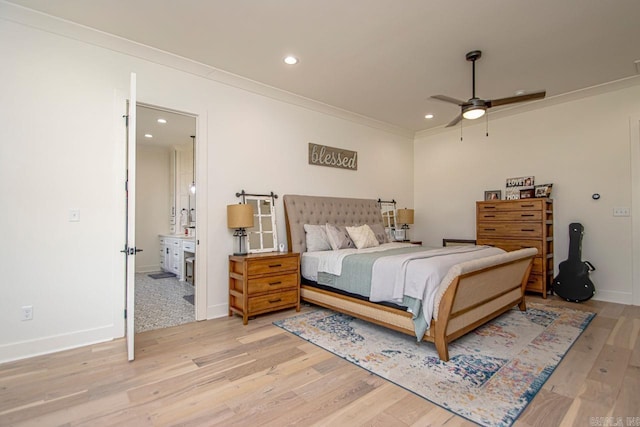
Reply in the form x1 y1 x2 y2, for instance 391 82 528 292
369 246 505 326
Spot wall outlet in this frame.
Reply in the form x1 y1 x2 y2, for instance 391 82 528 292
613 207 630 217
21 305 33 321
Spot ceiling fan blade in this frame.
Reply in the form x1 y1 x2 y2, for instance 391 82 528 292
431 95 466 106
445 113 463 128
487 90 546 108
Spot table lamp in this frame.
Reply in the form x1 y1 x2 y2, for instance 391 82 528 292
396 208 414 242
227 203 254 255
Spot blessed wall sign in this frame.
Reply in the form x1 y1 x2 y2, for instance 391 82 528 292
308 143 357 171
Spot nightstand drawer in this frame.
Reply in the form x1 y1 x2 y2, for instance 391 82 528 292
248 273 298 294
247 256 298 276
248 290 298 313
526 274 544 292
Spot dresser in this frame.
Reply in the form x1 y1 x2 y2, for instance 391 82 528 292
228 252 300 324
476 199 553 297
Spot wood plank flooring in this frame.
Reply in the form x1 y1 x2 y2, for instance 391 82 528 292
1 295 639 426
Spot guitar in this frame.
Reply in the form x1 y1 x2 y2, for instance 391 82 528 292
552 223 596 302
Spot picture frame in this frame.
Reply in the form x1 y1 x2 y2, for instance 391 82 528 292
484 190 501 201
520 188 535 199
535 183 553 198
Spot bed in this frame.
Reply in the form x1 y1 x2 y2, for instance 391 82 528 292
283 194 537 361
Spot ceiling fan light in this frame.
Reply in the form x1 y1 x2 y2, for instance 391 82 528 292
462 106 486 120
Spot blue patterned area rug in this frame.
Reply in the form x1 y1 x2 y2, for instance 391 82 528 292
274 302 594 427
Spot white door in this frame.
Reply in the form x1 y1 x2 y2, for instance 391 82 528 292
125 72 137 361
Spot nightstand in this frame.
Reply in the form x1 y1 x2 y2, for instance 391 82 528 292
228 252 300 324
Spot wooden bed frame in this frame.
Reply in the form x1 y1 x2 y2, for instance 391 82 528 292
283 194 537 361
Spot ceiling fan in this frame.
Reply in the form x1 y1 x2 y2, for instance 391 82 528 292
431 50 546 127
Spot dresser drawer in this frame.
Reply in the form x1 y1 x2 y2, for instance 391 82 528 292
247 256 299 276
476 238 542 253
248 290 298 313
248 273 298 294
526 274 545 293
477 211 542 222
477 222 542 238
478 200 544 213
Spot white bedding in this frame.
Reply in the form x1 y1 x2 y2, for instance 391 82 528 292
301 244 505 332
301 242 415 281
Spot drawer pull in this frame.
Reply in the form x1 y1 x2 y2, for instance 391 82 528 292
521 214 535 217
483 228 496 231
268 298 282 303
522 229 535 232
269 264 282 268
520 204 534 208
268 281 282 286
484 215 495 218
483 206 496 209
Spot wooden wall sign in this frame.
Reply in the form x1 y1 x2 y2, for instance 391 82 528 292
308 143 357 171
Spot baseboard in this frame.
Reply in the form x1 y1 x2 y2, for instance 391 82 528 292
591 289 634 305
207 302 229 320
0 324 118 364
136 264 160 274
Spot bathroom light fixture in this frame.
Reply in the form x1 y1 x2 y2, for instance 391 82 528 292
284 56 298 65
157 118 167 124
189 135 196 194
424 114 434 119
144 133 153 138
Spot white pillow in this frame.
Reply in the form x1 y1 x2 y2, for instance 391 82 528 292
303 224 331 252
346 224 380 249
326 224 355 250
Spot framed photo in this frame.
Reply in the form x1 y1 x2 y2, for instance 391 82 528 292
520 188 535 199
535 183 553 198
484 190 501 201
506 176 535 188
505 188 520 200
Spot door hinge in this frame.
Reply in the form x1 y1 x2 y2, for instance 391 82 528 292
124 309 127 319
123 114 129 127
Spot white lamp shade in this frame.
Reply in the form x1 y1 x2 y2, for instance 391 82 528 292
227 204 254 228
462 106 486 120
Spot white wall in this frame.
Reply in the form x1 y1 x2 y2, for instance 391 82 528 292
136 144 171 273
413 83 640 304
0 14 413 362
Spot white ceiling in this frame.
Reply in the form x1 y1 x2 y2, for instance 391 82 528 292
136 106 196 149
7 0 640 133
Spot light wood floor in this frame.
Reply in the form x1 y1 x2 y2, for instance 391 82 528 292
1 295 639 426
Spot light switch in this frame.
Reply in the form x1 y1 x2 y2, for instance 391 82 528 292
69 209 80 222
613 207 630 217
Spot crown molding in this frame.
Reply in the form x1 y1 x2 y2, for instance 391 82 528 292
0 1 414 139
414 75 640 140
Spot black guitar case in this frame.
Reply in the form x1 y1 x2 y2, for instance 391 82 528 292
552 223 596 302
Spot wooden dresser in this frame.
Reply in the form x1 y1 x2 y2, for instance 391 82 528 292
228 252 300 324
476 199 554 297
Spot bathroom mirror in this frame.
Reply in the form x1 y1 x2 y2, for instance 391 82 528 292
245 195 278 253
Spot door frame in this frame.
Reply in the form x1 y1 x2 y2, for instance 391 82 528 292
135 101 208 321
631 115 640 306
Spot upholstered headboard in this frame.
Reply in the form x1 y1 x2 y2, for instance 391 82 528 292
283 194 385 254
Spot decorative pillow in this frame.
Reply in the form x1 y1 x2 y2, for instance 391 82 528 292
346 224 380 249
368 223 389 244
325 224 355 250
303 224 331 252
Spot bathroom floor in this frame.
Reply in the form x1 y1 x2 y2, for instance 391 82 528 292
134 273 195 333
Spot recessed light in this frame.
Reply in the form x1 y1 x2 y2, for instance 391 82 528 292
284 56 299 65
157 118 167 124
425 114 434 119
144 134 153 138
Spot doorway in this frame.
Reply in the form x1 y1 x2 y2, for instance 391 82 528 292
134 104 198 332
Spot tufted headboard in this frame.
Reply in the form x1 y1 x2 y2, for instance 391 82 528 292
283 194 385 254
